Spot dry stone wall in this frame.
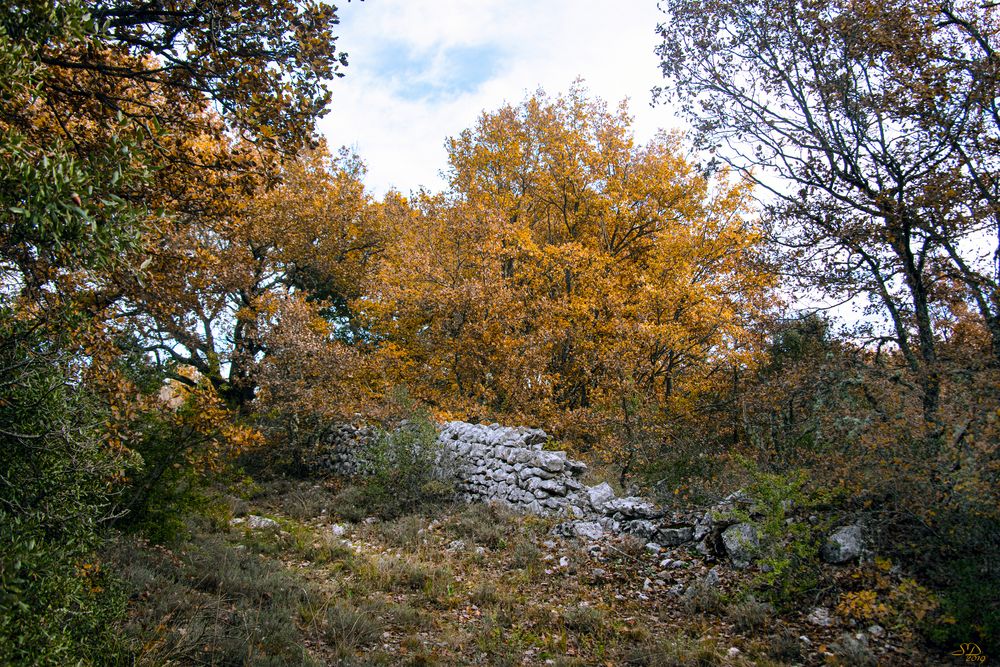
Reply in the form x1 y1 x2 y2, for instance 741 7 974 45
312 420 866 563
312 420 702 549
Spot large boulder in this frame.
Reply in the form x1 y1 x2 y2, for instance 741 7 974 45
821 524 864 564
585 482 616 511
571 521 605 540
655 526 694 547
721 523 759 568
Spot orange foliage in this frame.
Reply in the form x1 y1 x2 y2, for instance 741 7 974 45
362 85 777 461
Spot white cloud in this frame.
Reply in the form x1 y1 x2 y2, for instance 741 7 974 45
318 0 679 196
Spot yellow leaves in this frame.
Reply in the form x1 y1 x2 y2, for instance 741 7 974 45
836 590 890 622
838 562 941 635
366 86 776 453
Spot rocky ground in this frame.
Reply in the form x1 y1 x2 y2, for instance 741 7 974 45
104 477 945 666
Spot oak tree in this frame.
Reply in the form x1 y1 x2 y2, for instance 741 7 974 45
365 87 775 461
656 0 1000 432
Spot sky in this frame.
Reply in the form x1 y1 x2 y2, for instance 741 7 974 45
317 0 675 197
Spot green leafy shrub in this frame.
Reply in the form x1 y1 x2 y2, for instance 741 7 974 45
729 456 836 609
931 567 1000 655
109 354 261 542
360 407 453 518
0 319 132 666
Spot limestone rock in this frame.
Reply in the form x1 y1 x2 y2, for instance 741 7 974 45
693 515 712 541
622 519 658 540
585 482 615 511
721 523 759 568
655 526 694 546
536 451 566 473
245 515 279 530
821 524 864 564
807 607 833 627
604 497 659 519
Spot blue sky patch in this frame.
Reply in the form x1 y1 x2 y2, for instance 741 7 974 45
369 40 504 101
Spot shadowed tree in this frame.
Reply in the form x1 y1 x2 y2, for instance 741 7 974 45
656 0 1000 434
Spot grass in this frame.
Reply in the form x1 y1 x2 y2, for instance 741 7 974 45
561 604 607 635
680 577 724 615
446 502 515 549
510 536 543 569
323 601 384 652
374 513 425 547
373 555 454 599
255 478 334 520
726 595 772 631
103 478 935 666
624 634 731 667
829 633 878 666
766 629 803 662
104 529 323 666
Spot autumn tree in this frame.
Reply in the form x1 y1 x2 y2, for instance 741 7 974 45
656 0 1000 432
365 86 775 463
1 3 356 659
119 146 383 410
2 0 352 307
656 2 1000 646
31 0 347 149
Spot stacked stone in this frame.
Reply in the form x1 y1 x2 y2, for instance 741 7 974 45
439 421 589 514
312 423 377 476
554 487 692 545
308 420 866 569
556 489 766 553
